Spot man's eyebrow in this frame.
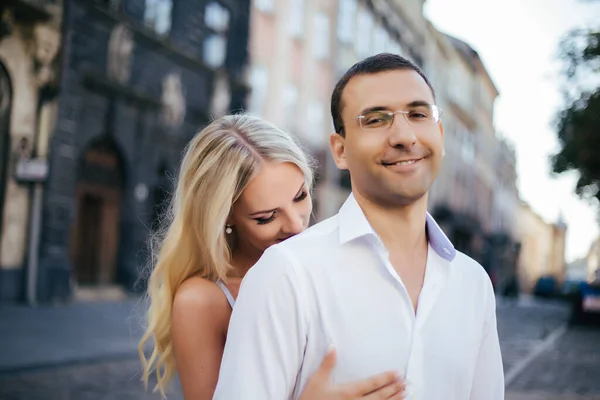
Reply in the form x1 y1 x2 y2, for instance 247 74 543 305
358 101 433 116
406 100 433 108
358 106 390 115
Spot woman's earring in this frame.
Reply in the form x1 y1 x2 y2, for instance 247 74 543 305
225 225 233 235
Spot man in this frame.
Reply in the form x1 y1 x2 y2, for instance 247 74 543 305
214 53 504 399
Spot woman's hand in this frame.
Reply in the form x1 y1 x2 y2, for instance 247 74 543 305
299 347 407 400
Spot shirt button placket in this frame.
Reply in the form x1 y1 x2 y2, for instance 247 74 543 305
404 332 424 400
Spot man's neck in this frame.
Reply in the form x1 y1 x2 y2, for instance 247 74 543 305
353 191 429 254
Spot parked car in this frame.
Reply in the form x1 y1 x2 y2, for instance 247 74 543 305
571 269 600 323
533 276 558 297
561 279 583 298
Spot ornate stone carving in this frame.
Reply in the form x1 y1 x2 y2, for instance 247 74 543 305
0 8 15 39
210 71 231 118
107 24 134 84
161 71 186 129
33 24 61 88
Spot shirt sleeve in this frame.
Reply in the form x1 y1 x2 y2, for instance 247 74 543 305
470 276 505 400
213 246 308 400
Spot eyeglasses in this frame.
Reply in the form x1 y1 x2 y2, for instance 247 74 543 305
356 105 442 131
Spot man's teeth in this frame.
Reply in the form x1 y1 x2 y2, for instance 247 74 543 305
395 160 416 165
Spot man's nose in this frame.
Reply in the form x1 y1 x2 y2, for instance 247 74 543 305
388 113 417 149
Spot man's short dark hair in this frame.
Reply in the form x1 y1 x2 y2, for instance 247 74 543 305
330 53 435 137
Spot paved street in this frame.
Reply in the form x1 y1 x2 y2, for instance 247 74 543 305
496 297 571 375
505 325 600 400
0 296 598 399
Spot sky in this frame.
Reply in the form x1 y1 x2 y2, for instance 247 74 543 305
425 0 600 263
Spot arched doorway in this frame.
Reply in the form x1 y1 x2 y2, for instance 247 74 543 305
0 63 12 247
70 136 125 286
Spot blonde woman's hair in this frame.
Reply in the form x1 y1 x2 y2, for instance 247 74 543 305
138 114 314 397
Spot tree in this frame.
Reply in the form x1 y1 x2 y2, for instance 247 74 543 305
551 28 600 204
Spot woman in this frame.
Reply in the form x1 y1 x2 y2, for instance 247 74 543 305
139 114 406 399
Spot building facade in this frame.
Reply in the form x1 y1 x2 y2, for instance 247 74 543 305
0 0 251 303
245 0 337 222
517 201 567 292
426 28 520 289
0 0 63 302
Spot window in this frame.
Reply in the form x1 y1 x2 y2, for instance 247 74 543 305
354 7 373 57
337 0 356 43
205 2 230 31
203 2 230 68
312 13 330 60
373 24 388 54
304 101 325 145
451 64 471 109
288 0 304 38
204 36 227 68
254 0 275 13
248 66 269 116
461 129 475 164
283 83 299 131
144 0 173 36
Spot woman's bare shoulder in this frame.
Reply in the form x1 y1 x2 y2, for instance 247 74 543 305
172 276 230 324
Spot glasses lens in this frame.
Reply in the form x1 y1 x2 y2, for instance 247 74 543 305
360 111 393 129
404 105 440 125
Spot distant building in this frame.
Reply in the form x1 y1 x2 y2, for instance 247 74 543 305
0 0 251 303
517 202 567 292
566 257 589 282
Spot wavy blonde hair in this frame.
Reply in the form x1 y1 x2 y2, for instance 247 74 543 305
138 114 314 397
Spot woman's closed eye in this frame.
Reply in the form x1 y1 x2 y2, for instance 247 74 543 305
255 212 276 225
294 191 308 203
253 190 307 225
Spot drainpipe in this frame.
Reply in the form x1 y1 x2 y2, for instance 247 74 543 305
26 92 56 305
26 183 43 305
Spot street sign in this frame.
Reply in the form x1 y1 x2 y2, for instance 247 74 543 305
14 158 49 183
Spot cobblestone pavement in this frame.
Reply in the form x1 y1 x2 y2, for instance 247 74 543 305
505 325 600 400
0 357 182 400
496 298 571 374
0 298 597 400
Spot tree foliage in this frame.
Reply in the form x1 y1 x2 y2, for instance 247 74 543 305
551 28 600 203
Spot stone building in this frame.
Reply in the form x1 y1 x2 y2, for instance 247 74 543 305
0 0 251 303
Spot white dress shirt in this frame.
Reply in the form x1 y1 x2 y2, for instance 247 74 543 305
214 194 504 400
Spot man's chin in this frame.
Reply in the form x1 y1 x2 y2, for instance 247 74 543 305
381 187 429 207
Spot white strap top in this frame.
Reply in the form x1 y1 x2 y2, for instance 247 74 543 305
216 280 235 308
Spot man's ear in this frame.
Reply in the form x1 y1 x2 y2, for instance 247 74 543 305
329 132 348 170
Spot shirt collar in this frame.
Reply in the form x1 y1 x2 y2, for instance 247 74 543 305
338 193 456 262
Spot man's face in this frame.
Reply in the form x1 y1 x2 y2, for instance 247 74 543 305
330 69 444 208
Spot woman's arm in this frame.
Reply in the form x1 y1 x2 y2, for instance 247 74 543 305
172 278 230 400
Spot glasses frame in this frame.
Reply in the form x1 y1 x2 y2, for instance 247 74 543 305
355 105 443 131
